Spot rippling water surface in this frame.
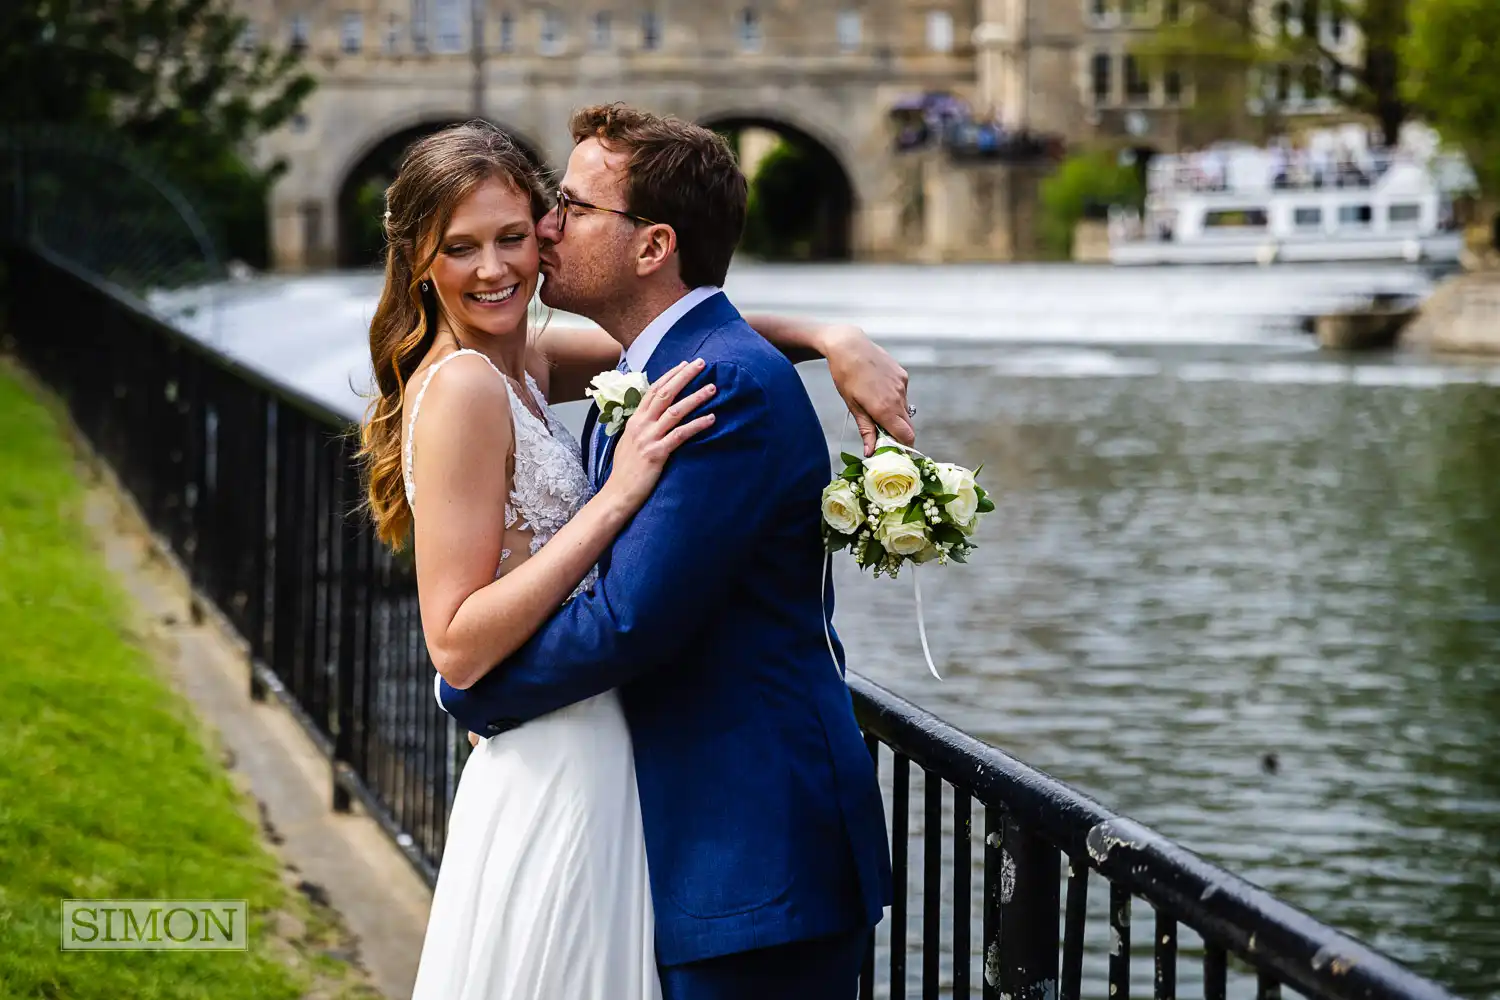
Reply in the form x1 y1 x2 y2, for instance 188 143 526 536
186 262 1500 997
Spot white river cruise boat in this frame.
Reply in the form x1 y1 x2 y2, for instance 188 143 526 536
1109 136 1471 266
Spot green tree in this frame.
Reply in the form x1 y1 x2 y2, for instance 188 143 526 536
740 138 851 260
1039 150 1143 260
1402 0 1500 223
0 0 314 267
1140 0 1411 146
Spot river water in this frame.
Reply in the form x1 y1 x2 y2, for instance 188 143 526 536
168 262 1500 996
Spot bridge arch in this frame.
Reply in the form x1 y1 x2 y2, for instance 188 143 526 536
333 114 549 268
697 110 860 261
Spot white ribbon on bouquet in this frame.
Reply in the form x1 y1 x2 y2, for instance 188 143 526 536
822 413 943 683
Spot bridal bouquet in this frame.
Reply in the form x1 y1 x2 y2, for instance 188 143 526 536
821 438 994 580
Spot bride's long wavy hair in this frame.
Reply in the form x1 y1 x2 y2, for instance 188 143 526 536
357 121 551 551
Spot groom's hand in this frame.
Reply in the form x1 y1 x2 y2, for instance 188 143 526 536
823 325 914 456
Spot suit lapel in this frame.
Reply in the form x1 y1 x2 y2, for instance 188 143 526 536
596 292 734 487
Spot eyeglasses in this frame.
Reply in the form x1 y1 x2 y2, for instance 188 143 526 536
553 188 657 234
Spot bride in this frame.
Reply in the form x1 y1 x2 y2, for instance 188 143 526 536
357 123 908 999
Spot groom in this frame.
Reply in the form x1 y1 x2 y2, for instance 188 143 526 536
436 103 895 999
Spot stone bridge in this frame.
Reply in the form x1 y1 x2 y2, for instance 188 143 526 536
247 1 980 269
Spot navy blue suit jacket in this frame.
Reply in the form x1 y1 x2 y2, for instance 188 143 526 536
437 292 892 965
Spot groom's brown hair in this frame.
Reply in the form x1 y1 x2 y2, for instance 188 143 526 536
570 103 747 289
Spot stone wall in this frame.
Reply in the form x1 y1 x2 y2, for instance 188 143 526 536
1401 271 1500 355
886 151 1049 262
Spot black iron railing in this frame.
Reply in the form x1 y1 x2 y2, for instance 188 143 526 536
4 246 1457 1000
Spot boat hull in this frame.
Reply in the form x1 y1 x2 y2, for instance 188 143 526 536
1110 233 1464 266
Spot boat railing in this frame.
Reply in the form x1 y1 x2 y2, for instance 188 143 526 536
1143 149 1430 198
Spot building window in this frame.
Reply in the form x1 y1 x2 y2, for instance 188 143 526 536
289 12 309 54
1293 207 1323 228
497 11 514 52
926 11 954 52
341 12 363 53
1274 64 1292 103
592 11 612 49
1338 204 1373 227
1388 204 1422 226
411 0 428 52
1300 0 1320 38
1124 54 1151 102
837 9 861 52
737 8 763 52
1300 61 1323 102
918 11 954 52
641 10 662 50
1090 0 1109 22
432 0 465 52
540 8 564 55
238 22 259 52
1164 65 1183 103
1091 52 1112 105
1163 0 1181 22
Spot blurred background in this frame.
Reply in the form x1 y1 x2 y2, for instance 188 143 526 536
2 0 1498 995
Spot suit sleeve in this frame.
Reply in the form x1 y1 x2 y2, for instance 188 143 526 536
437 361 777 734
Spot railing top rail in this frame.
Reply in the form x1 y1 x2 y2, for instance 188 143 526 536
848 672 1458 1000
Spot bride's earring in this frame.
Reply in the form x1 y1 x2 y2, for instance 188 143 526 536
421 280 431 293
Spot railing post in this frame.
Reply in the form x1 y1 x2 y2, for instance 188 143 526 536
248 396 272 702
997 819 1061 1000
332 444 359 813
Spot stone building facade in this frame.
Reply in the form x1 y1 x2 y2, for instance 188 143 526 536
236 0 981 267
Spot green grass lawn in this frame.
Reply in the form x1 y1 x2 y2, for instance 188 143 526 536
0 366 372 999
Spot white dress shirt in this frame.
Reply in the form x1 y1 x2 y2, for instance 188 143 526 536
586 285 722 481
623 284 723 374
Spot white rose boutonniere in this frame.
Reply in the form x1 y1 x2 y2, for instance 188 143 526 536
586 368 651 436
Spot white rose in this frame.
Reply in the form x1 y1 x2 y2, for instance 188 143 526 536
935 462 980 524
586 369 650 436
586 369 649 409
821 480 863 535
876 509 930 557
862 449 923 510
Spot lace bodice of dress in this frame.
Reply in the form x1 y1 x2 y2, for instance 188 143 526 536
403 349 597 593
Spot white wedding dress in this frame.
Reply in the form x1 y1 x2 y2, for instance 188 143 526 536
403 349 660 1000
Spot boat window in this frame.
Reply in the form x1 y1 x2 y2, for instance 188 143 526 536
1204 208 1269 229
1388 203 1422 226
1338 204 1373 226
1293 207 1322 228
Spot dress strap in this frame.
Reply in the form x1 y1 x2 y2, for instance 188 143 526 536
403 349 506 509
